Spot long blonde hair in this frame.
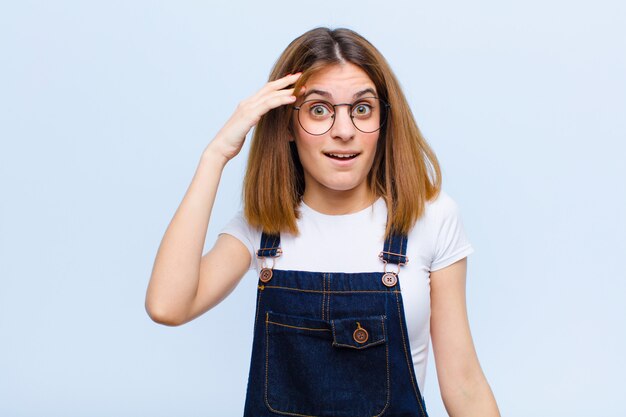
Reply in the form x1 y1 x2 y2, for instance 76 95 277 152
243 27 441 238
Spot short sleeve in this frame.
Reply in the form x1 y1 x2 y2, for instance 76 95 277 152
430 196 475 272
219 211 258 271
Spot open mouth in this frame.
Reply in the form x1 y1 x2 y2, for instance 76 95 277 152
324 152 360 161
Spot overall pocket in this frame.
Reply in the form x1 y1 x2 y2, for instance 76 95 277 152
264 311 389 417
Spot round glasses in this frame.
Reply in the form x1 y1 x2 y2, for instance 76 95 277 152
293 96 390 136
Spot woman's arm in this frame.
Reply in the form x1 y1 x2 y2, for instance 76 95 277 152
144 148 246 326
430 257 500 417
144 73 302 326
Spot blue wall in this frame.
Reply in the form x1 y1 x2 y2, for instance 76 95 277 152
1 1 625 415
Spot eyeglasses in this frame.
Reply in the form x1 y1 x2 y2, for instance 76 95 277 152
293 96 390 136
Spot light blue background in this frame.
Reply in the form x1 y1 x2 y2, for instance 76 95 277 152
1 1 625 416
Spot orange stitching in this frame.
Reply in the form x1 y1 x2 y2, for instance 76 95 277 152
264 313 302 416
379 235 409 265
254 287 264 328
266 320 330 332
256 247 282 258
326 274 331 320
395 290 427 416
264 312 271 412
375 316 391 417
321 273 326 321
379 249 406 258
330 316 387 349
257 233 281 258
262 285 400 294
332 339 386 350
400 235 409 265
264 312 327 417
266 313 390 416
328 317 390 416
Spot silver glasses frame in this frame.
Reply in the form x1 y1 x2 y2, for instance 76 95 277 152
292 96 390 136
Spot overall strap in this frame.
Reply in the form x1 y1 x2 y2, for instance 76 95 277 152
257 232 282 258
379 234 409 265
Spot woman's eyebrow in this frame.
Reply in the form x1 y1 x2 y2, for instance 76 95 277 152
353 88 377 98
303 89 331 99
302 87 377 100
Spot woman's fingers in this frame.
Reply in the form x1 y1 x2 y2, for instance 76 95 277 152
252 88 299 114
208 73 304 161
240 87 295 119
267 72 303 90
251 75 306 115
250 72 302 102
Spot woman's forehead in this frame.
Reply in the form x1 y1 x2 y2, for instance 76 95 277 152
304 63 377 99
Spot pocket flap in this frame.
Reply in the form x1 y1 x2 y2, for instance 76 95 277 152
331 315 386 349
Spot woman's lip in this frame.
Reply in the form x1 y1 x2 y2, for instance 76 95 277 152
323 152 360 166
323 152 360 158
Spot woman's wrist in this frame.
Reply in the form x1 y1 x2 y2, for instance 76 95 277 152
201 139 231 168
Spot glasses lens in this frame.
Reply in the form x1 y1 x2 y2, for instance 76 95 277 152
297 101 334 135
297 98 388 135
351 97 386 133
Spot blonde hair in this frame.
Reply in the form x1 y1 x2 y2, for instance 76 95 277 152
243 27 441 238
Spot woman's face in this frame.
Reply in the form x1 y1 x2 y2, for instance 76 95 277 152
292 63 381 206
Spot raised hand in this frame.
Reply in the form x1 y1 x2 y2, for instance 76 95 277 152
206 72 303 162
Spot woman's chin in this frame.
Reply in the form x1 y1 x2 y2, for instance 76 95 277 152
316 179 369 195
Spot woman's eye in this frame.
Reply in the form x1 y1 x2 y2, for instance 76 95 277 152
353 103 372 116
309 104 331 117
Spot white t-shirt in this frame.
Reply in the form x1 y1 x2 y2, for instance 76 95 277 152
219 189 474 391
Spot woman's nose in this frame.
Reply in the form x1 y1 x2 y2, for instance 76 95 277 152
329 105 356 140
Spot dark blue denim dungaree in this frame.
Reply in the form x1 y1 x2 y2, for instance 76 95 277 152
242 231 429 417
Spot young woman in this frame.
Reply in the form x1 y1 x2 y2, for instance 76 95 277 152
145 27 500 417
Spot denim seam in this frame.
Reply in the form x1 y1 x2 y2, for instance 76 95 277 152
254 286 264 328
395 290 427 417
263 285 400 294
332 339 386 350
326 274 331 321
267 321 330 332
264 313 391 417
265 312 323 417
331 319 386 350
377 315 391 417
324 316 390 416
328 291 333 323
264 312 271 414
321 273 326 321
263 313 308 416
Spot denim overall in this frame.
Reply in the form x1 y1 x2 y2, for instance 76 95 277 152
242 232 429 417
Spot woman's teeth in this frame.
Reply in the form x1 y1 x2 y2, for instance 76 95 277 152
326 153 358 160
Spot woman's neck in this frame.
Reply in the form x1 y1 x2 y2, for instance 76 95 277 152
302 186 377 215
